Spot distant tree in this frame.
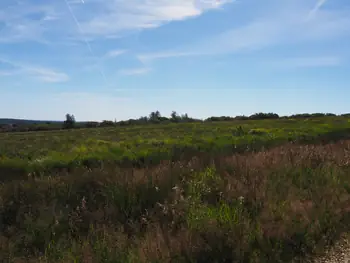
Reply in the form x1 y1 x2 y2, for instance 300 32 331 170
290 113 311 119
205 116 235 122
138 116 148 123
149 112 155 121
149 111 161 123
159 116 170 123
63 113 76 129
170 111 180 122
100 120 115 127
234 115 249 120
181 113 189 122
249 112 279 120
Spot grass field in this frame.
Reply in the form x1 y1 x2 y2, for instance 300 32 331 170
1 116 350 178
1 116 350 262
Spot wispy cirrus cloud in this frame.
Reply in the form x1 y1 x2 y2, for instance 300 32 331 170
136 19 281 61
105 49 127 58
0 0 233 43
81 49 127 74
26 67 70 83
1 0 348 86
0 0 233 82
118 67 151 76
137 51 194 64
137 0 350 62
0 1 63 43
77 0 233 38
0 58 69 83
307 0 328 19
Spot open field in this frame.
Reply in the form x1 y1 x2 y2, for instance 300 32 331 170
1 117 350 262
1 116 350 178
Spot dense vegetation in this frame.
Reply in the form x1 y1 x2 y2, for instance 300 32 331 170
1 115 350 178
1 114 350 262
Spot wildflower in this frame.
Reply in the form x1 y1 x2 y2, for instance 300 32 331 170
238 196 245 205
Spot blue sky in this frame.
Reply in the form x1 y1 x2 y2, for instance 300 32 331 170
1 0 349 121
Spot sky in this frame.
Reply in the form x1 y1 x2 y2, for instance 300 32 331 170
0 0 350 121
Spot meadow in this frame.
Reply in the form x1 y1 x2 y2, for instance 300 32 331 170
1 116 350 262
1 116 350 178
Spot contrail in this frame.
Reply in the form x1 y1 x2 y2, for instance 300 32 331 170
63 0 108 83
307 0 328 19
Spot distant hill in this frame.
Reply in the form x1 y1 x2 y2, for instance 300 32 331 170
0 119 63 125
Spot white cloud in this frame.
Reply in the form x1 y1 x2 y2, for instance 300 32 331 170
26 67 70 82
78 0 233 37
0 58 69 83
119 67 151 75
137 51 194 63
105 49 127 58
0 0 233 43
137 1 350 61
1 0 349 82
0 1 63 43
136 19 287 61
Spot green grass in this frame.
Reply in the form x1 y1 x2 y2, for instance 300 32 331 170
1 117 350 178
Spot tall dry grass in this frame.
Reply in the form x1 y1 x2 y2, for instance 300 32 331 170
1 140 350 262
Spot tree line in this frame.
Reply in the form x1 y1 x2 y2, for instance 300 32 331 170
0 111 348 133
